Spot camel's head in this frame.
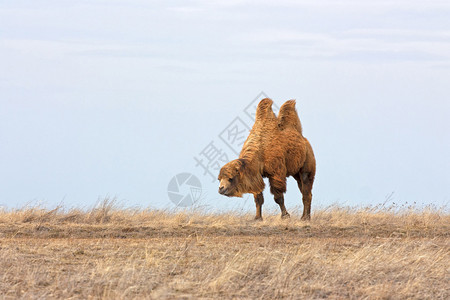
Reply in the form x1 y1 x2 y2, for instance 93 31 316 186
218 159 264 198
218 159 246 197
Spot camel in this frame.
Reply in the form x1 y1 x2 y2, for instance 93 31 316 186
218 98 316 220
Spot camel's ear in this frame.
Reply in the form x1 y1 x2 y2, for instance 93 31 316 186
236 159 246 176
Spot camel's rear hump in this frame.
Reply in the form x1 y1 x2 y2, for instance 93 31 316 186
278 100 303 135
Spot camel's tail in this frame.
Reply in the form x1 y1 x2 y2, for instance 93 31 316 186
278 100 303 135
255 98 277 123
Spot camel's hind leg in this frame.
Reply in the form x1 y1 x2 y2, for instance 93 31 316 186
269 177 290 219
294 171 315 220
275 195 290 219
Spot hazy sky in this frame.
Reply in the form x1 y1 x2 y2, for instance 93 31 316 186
1 0 449 211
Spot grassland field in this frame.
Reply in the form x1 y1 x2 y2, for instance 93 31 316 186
0 201 448 299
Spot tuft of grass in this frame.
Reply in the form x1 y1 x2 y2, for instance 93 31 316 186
0 201 448 299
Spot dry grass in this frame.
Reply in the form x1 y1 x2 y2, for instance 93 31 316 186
0 201 449 299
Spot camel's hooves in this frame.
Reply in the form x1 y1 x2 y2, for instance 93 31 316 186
281 213 290 219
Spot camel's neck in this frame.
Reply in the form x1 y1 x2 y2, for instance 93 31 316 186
238 133 263 174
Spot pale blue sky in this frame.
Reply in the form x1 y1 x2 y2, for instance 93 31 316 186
1 1 449 211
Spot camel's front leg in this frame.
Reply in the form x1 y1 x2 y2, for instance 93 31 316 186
254 193 264 220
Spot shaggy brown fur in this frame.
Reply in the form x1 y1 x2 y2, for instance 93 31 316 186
218 98 316 220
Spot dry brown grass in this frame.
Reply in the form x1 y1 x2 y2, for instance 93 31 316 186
0 201 449 299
